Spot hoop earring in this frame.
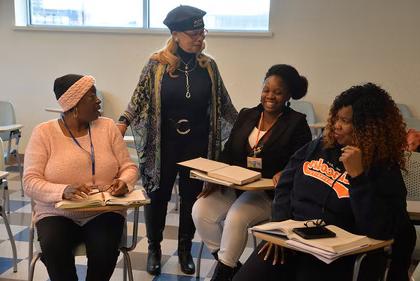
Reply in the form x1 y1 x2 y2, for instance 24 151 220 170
73 107 78 120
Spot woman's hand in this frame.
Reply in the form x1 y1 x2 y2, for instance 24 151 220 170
109 179 129 196
272 171 282 187
257 242 286 265
197 183 220 198
63 184 91 200
116 123 128 136
339 145 364 178
407 129 420 152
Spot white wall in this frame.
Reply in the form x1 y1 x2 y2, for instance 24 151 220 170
1 0 419 151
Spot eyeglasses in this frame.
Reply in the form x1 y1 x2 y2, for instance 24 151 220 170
183 28 208 39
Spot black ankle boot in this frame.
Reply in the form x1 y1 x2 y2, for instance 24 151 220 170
147 247 161 275
210 261 235 281
232 261 242 276
178 248 195 274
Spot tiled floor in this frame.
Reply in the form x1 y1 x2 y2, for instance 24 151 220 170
0 163 254 281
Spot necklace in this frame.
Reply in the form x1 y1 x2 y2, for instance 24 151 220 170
177 57 197 99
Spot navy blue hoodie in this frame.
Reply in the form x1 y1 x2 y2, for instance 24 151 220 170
272 137 415 280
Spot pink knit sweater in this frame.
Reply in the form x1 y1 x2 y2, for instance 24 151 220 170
24 117 139 224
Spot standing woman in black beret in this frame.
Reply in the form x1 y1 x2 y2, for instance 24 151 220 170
117 5 238 276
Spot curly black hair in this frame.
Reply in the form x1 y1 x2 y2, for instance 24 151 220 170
264 64 308 100
324 83 407 169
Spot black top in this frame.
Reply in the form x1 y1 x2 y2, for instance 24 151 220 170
220 105 312 197
161 47 211 141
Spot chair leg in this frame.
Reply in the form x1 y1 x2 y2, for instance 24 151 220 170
13 150 24 197
352 253 367 281
1 207 17 272
174 179 179 212
2 180 10 214
196 241 204 278
28 253 41 281
121 250 133 281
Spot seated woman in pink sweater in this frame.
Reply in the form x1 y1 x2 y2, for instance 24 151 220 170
23 74 138 281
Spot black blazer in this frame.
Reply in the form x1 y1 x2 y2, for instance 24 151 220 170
220 104 312 179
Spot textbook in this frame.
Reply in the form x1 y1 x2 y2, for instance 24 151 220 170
55 188 150 209
178 157 262 186
251 220 373 263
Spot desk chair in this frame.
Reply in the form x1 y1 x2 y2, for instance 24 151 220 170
28 206 141 281
195 220 266 278
289 100 318 138
397 103 413 119
403 152 420 264
0 101 23 196
0 138 17 273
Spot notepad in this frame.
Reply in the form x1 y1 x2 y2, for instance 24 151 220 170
178 157 262 185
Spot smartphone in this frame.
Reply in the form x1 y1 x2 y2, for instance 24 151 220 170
292 226 336 239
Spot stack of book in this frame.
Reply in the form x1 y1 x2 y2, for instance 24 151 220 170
178 157 274 190
251 220 387 264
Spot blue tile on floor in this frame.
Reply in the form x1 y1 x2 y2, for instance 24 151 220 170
8 200 29 212
14 227 30 241
0 257 20 274
177 242 213 259
153 273 204 281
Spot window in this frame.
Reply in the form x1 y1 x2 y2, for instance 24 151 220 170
26 0 270 32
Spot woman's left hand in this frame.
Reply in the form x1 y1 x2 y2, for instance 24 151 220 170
272 171 282 187
109 179 129 196
339 145 364 178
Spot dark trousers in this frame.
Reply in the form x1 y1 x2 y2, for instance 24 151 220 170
36 212 124 281
232 242 387 281
145 137 208 251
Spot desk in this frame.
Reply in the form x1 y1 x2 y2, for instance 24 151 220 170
124 135 134 144
45 107 103 113
407 200 420 221
252 231 392 281
0 171 9 179
309 122 327 129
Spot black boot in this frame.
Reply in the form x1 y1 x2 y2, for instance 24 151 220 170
146 245 161 275
178 238 195 274
144 202 168 276
210 261 235 281
232 261 242 277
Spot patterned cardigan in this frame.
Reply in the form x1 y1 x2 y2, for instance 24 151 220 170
120 57 238 192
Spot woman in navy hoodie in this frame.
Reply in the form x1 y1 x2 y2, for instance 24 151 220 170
233 83 415 281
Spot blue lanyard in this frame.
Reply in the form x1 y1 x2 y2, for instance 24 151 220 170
61 116 95 177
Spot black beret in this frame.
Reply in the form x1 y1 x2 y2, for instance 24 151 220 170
163 5 206 32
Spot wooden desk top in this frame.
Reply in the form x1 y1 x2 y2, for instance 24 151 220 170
407 200 420 221
58 202 144 212
232 178 274 191
123 135 134 144
0 124 23 132
45 107 103 113
252 231 393 257
0 171 9 179
309 122 327 129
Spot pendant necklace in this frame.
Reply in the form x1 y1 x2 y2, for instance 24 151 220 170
178 58 197 99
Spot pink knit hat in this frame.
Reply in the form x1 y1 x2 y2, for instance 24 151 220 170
54 74 96 112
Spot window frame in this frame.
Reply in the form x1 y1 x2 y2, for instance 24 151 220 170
13 0 273 37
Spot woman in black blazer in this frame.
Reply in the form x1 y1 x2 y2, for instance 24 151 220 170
192 64 312 281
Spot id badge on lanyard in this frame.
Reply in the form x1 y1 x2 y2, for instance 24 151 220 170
247 156 262 169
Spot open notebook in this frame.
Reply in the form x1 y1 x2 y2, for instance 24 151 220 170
55 188 150 209
251 220 374 264
178 157 262 186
